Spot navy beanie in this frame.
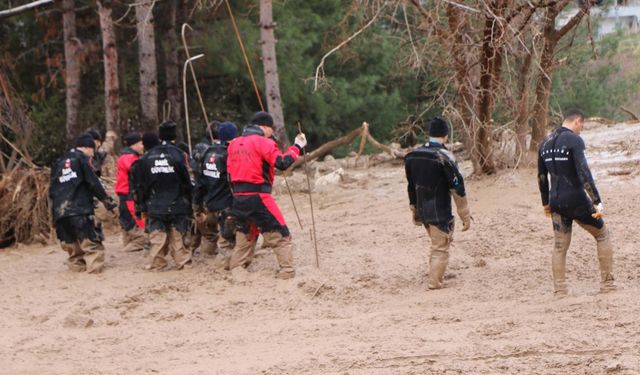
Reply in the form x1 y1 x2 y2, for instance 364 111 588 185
75 133 96 149
159 121 177 141
86 128 102 142
124 132 142 147
250 111 274 127
218 121 238 143
429 117 449 138
142 132 160 150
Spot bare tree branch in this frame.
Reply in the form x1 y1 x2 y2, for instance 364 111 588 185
0 0 55 19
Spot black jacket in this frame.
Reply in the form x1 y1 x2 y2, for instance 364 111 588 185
192 138 211 175
193 143 233 212
135 141 193 216
49 148 108 221
538 127 601 218
404 142 466 225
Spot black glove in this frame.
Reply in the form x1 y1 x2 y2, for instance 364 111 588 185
103 196 117 212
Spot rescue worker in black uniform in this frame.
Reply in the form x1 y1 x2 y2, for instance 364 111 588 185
537 108 615 297
193 121 238 266
134 122 193 270
404 117 471 290
189 120 221 254
49 133 117 273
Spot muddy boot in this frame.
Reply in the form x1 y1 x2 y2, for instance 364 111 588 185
263 232 295 279
168 228 192 270
122 227 146 252
426 225 451 289
212 236 234 270
228 231 256 271
551 214 572 297
81 239 105 274
200 237 218 257
579 222 616 293
147 230 169 270
62 242 86 272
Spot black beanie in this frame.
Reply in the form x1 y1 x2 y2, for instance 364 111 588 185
159 121 177 141
124 132 142 147
75 133 96 149
142 132 160 150
86 128 102 142
250 111 274 127
429 117 449 138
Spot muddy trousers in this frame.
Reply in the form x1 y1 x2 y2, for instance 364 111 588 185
55 215 105 273
551 213 615 295
60 241 105 273
147 228 192 270
228 231 294 279
425 223 453 290
194 210 234 256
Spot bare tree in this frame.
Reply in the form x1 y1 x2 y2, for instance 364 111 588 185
135 0 159 130
97 0 120 135
161 0 183 139
62 0 81 144
260 0 289 147
530 1 593 151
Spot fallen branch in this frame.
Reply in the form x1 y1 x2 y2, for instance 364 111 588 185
0 0 54 19
620 106 639 121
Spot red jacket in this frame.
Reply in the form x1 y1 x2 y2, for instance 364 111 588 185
227 126 300 194
115 148 140 196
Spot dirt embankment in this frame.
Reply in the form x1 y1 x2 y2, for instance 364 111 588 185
1 122 639 374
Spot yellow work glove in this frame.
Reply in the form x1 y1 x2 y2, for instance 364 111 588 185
592 203 604 219
543 205 551 217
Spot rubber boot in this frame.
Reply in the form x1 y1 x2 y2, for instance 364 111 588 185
552 213 572 297
62 242 86 272
147 230 169 270
168 228 192 270
80 239 105 274
228 231 256 271
212 236 234 270
426 225 451 289
263 232 295 279
122 227 146 252
578 222 616 293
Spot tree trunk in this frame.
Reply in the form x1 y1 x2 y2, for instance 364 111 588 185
62 0 81 145
514 45 533 160
259 0 289 147
97 0 120 136
474 2 506 175
135 0 159 130
161 0 182 140
530 2 589 151
446 5 480 173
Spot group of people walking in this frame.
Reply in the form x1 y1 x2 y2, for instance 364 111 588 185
49 108 615 296
49 112 306 280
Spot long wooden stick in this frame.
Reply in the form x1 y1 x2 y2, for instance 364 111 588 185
299 123 319 268
181 24 210 127
182 54 204 154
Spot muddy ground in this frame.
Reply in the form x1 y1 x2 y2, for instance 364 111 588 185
1 122 639 374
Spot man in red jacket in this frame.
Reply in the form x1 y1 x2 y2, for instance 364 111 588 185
227 112 306 280
115 132 146 252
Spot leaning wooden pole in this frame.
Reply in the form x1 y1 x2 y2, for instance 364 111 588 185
299 123 319 268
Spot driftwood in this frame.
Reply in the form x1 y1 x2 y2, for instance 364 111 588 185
620 106 639 122
587 117 640 126
290 121 469 171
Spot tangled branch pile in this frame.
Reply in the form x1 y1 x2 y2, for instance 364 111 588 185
1 69 52 247
0 169 52 246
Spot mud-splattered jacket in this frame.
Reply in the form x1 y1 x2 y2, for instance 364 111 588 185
194 143 233 212
134 141 193 216
537 127 601 218
49 148 108 221
404 141 466 225
227 125 300 194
